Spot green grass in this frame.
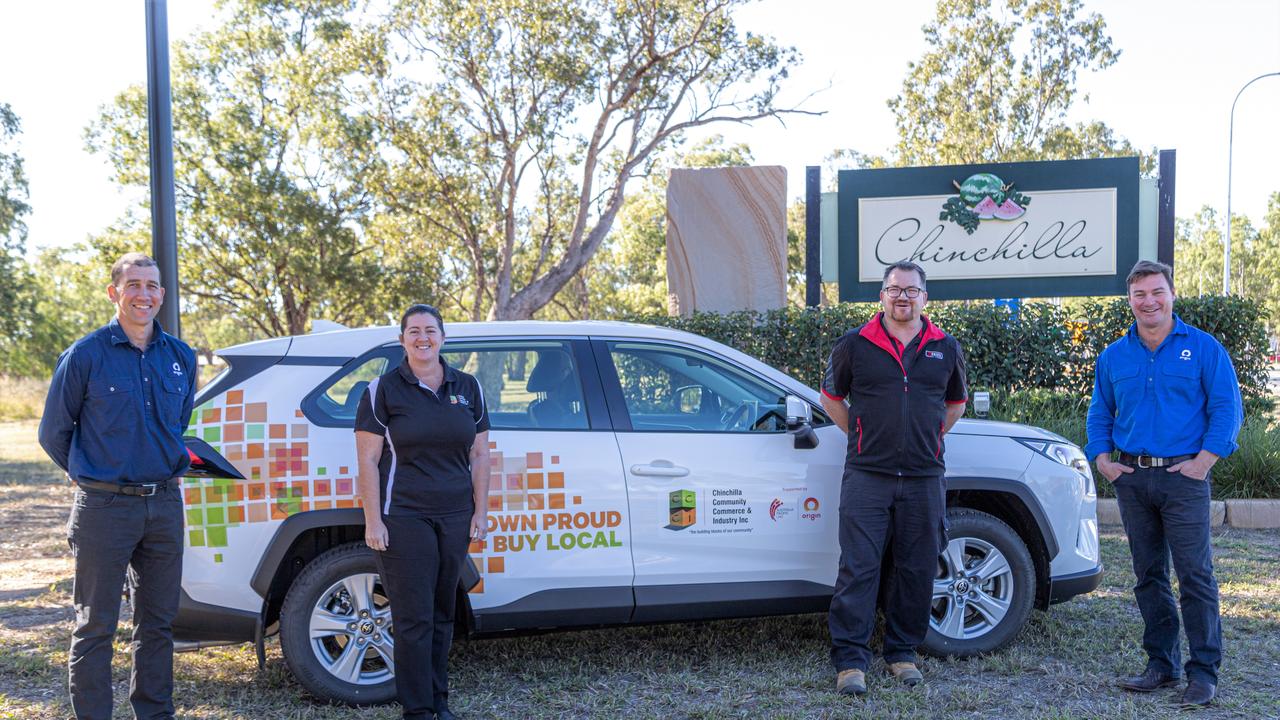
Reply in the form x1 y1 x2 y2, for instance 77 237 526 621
1 420 1278 719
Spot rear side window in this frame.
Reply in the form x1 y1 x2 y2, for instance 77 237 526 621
310 352 399 424
443 341 588 430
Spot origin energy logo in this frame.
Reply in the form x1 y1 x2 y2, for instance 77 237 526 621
801 497 822 521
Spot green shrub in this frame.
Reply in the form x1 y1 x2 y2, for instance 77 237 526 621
635 295 1272 409
634 298 1278 497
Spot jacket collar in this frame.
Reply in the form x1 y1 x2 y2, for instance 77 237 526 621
860 312 946 352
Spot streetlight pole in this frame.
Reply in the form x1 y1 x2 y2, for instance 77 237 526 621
146 0 180 337
1225 71 1280 295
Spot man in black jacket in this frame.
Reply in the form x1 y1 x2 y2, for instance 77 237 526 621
820 261 968 696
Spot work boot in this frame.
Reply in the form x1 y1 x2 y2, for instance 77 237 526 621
1118 668 1179 692
836 668 867 696
887 661 923 686
1179 679 1216 708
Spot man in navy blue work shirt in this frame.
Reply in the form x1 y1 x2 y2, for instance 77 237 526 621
39 253 196 720
1086 260 1242 709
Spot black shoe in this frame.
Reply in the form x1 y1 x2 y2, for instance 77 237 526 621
1119 668 1179 692
435 710 457 720
1179 680 1216 707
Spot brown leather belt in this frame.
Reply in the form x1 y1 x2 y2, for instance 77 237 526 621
76 479 172 496
1117 452 1196 469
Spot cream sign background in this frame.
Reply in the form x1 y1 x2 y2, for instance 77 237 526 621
857 187 1118 282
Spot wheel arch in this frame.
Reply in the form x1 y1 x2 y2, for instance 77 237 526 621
945 477 1058 610
251 510 367 630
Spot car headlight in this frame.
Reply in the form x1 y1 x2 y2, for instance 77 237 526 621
1015 438 1091 476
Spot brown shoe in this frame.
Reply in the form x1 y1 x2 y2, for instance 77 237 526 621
1119 668 1179 692
887 662 923 686
836 668 867 696
1179 679 1216 707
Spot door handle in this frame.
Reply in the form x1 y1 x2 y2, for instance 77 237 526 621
630 460 690 478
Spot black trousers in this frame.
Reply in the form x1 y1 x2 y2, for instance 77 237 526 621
829 468 945 672
376 510 472 720
67 484 184 720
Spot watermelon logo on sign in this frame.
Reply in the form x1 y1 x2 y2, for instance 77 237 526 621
939 173 1031 234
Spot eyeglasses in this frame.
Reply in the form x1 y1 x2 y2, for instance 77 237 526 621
882 286 923 299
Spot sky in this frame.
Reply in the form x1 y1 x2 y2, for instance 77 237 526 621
1 0 1278 258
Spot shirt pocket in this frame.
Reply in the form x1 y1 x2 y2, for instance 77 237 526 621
160 377 188 428
1108 364 1143 407
1159 361 1200 403
85 377 137 430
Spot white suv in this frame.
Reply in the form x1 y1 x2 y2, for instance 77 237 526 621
175 321 1101 704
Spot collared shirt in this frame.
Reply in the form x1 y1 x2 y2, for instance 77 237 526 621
1085 314 1242 460
354 357 490 516
38 317 197 485
822 313 968 476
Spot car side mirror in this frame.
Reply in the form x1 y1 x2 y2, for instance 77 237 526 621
675 385 703 415
784 395 818 450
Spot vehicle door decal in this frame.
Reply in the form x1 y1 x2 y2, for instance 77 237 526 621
467 440 627 595
180 388 363 556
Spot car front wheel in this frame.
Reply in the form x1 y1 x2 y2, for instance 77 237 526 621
923 508 1035 657
279 542 397 705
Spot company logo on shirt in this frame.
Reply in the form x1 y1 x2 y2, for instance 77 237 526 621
924 350 944 360
450 394 470 406
172 362 184 376
1180 349 1192 361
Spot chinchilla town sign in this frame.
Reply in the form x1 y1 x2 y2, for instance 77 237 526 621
838 157 1141 301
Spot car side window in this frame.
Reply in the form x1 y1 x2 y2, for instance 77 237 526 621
443 341 588 430
607 342 789 433
313 353 396 423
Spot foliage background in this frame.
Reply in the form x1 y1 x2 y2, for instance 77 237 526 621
635 297 1280 498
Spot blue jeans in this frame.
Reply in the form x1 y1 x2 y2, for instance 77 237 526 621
829 468 946 672
1113 467 1221 684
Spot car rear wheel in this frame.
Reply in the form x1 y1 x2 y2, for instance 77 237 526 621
279 542 396 705
923 509 1035 657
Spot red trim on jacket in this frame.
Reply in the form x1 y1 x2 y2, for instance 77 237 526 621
821 387 845 401
856 313 949 373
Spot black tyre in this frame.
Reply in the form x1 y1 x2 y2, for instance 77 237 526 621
279 542 396 705
922 508 1035 657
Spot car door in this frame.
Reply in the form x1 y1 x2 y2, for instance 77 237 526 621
594 338 842 621
440 338 633 631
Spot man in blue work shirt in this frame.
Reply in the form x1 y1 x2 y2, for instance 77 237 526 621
1086 260 1242 709
39 253 196 720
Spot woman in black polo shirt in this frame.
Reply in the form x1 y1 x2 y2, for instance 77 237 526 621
354 304 490 720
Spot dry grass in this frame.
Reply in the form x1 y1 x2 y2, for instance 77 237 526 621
0 376 47 423
1 420 1278 719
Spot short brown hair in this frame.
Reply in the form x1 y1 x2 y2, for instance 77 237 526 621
1125 260 1174 293
110 252 159 287
882 260 927 288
